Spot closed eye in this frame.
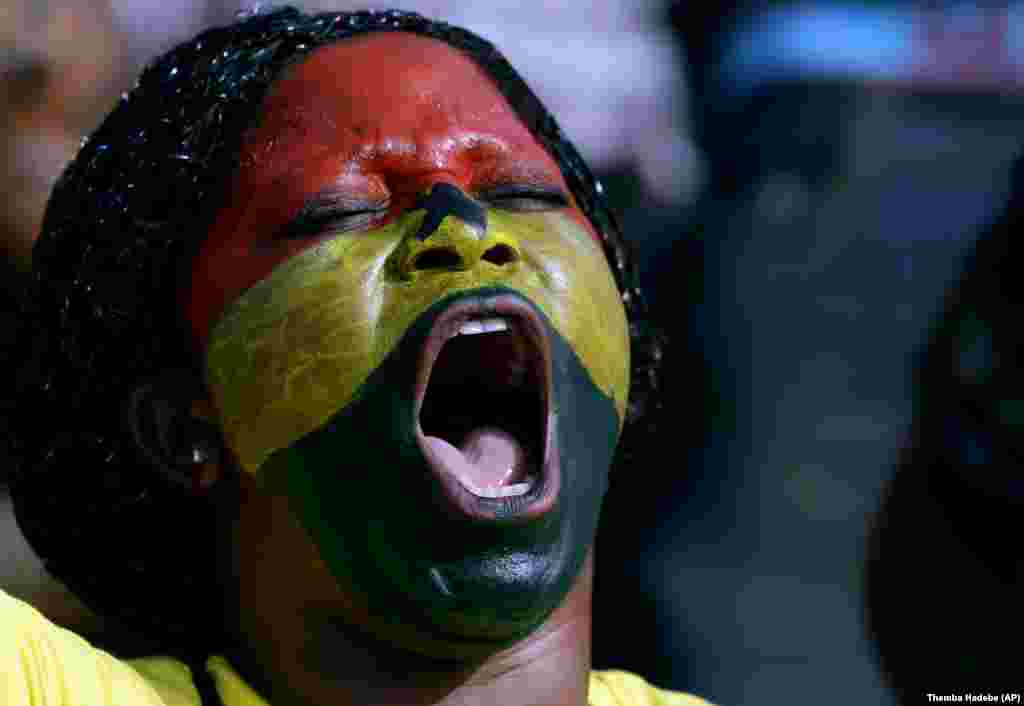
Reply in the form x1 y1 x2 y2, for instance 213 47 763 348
477 185 569 213
275 202 390 241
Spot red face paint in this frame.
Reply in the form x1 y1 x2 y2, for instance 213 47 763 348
185 32 598 351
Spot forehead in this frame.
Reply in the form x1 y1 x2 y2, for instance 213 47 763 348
241 32 557 180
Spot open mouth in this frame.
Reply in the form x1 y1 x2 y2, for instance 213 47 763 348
415 294 559 521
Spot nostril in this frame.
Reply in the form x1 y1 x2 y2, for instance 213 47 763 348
413 247 462 271
482 244 517 266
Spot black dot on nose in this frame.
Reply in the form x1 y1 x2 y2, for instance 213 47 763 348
482 244 516 266
414 247 462 270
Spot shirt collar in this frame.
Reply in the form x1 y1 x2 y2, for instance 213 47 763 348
206 656 271 706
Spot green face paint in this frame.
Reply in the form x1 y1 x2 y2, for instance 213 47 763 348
256 289 620 643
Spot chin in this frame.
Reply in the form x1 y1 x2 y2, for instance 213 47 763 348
259 287 621 649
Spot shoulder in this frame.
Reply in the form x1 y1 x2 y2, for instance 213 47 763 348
589 670 715 706
0 589 189 706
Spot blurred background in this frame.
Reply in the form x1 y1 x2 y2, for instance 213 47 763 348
4 1 1024 704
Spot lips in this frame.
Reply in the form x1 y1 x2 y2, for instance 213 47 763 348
415 294 560 522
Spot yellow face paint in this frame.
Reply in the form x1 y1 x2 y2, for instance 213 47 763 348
205 208 629 476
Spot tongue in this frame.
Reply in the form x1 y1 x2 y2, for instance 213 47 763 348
423 426 528 492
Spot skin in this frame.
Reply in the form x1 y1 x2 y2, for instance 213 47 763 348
185 33 630 706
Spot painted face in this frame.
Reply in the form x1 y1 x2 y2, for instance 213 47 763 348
186 33 629 645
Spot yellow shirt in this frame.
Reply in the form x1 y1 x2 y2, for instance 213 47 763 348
1 590 712 706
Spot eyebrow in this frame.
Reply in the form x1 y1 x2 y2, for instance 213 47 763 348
474 158 566 191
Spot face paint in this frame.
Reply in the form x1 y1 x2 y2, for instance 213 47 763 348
190 33 629 644
256 286 618 642
414 182 488 240
207 205 628 476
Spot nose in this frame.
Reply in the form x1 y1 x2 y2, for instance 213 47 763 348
393 183 522 278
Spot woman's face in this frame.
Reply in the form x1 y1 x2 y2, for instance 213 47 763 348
186 32 629 648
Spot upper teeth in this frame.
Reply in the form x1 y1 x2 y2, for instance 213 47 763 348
469 481 533 498
457 317 510 336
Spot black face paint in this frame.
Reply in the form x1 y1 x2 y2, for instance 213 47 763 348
414 183 488 241
258 287 619 646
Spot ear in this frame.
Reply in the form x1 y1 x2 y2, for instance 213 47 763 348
125 372 226 494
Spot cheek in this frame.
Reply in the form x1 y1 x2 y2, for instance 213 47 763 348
204 233 396 476
510 213 630 424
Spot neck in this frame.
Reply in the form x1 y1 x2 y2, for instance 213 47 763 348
226 478 593 706
228 558 593 706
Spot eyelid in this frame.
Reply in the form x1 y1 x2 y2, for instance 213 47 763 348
477 184 570 208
